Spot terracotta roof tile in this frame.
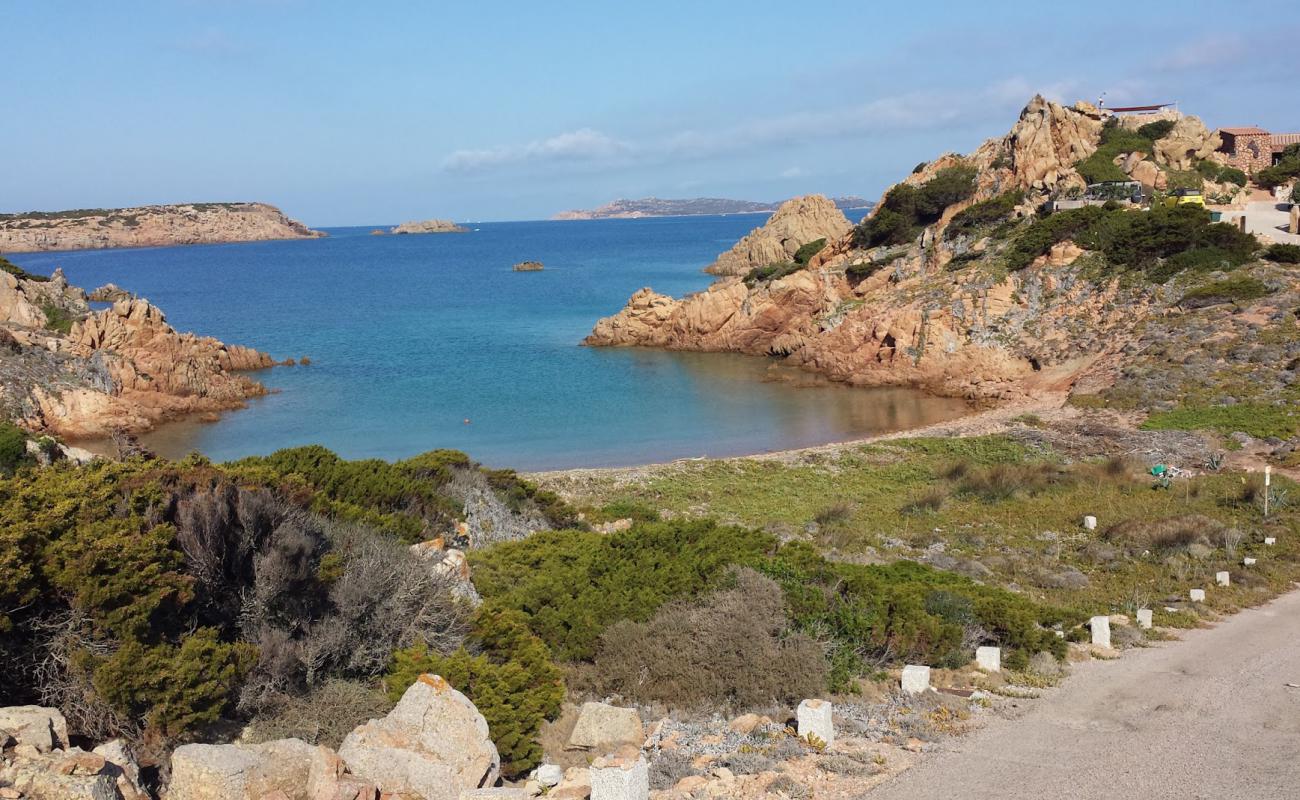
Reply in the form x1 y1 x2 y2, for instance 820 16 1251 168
1219 126 1270 136
1272 133 1300 151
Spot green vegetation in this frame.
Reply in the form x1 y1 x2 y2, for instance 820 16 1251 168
1075 119 1169 184
1196 160 1247 187
944 190 1025 239
0 422 33 474
1004 204 1258 280
744 238 828 285
1264 244 1300 264
852 164 978 248
1141 405 1300 440
0 448 578 771
1256 144 1300 189
1179 275 1272 307
0 255 49 282
38 301 76 334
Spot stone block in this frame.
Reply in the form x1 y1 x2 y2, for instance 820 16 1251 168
1265 537 1276 545
1190 588 1205 602
1083 515 1097 530
1136 609 1153 629
975 646 1001 672
535 763 564 788
1216 571 1230 587
1089 615 1111 648
568 702 643 752
589 753 648 800
1243 557 1257 566
901 665 930 695
796 699 834 746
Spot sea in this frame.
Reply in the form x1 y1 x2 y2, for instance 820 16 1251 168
8 216 970 471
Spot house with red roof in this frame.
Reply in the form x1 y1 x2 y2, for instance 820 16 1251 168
1217 127 1300 174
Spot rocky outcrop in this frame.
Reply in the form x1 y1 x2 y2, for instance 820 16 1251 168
0 707 144 800
586 97 1175 404
513 261 544 272
566 702 644 753
88 284 132 303
391 219 469 234
703 195 852 276
1119 112 1221 170
0 203 324 253
1 271 279 440
337 674 500 800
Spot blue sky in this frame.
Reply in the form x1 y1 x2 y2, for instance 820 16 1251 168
3 1 1297 225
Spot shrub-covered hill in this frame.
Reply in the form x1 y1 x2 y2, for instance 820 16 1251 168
0 447 574 776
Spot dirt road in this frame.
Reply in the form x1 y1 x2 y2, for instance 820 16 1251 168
866 590 1300 799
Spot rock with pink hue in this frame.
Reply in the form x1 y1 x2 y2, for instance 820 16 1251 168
337 675 500 800
704 195 851 276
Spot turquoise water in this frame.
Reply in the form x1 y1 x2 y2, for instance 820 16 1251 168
9 218 969 470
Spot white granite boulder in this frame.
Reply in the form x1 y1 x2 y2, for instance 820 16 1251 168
338 674 500 800
168 738 324 800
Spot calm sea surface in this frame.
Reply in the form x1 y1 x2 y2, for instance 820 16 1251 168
9 217 969 470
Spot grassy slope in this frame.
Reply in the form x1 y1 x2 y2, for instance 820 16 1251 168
556 435 1300 626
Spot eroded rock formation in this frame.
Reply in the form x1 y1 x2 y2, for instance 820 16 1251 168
0 268 279 440
391 219 469 234
704 195 852 276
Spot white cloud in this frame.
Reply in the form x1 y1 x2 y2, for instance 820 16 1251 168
780 166 806 179
442 128 631 173
440 78 1072 176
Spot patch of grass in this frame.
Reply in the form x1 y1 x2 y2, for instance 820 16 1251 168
1141 404 1300 440
38 301 75 334
1179 275 1271 307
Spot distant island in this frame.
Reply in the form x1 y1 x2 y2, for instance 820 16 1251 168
551 196 874 220
390 219 470 234
0 202 324 253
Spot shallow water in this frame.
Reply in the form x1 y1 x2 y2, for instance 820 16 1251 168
10 217 969 470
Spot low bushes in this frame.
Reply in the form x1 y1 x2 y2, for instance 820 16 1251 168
944 190 1025 239
0 255 49 282
1256 144 1300 189
589 568 827 710
1075 119 1166 184
744 238 828 285
1179 275 1271 307
1141 403 1300 440
0 421 31 474
1196 160 1247 187
1264 243 1300 264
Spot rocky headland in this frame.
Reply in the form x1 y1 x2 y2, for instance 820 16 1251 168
391 219 470 234
586 96 1289 409
0 256 280 439
0 202 324 253
552 195 873 220
513 260 544 272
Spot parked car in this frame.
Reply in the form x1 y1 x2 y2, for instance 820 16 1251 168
1164 188 1205 208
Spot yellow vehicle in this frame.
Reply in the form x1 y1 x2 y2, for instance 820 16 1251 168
1164 188 1205 208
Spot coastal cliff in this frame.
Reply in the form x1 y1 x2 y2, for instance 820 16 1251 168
0 202 323 253
0 257 278 438
587 96 1280 407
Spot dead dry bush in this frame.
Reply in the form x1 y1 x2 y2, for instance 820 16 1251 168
1102 514 1223 554
590 569 827 712
245 679 389 747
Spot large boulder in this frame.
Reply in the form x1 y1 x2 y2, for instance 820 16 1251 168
0 748 122 800
337 675 500 800
167 738 327 800
0 706 69 753
704 195 851 276
566 702 643 753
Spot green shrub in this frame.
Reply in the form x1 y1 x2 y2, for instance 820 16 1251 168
1256 145 1300 189
745 261 803 285
0 255 49 282
944 190 1024 239
0 422 32 475
1197 160 1248 188
1136 120 1176 140
38 301 76 334
386 607 563 778
793 238 827 265
1076 121 1155 184
852 165 976 248
1264 244 1300 264
1179 275 1271 307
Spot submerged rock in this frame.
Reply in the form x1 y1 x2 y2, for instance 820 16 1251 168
391 219 469 234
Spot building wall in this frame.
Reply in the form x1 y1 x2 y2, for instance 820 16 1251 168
1222 133 1275 173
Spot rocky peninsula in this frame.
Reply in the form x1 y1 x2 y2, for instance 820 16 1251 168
0 256 280 439
586 96 1288 410
391 218 470 234
552 196 873 220
0 202 324 253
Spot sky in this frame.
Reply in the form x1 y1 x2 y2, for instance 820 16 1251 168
3 1 1297 225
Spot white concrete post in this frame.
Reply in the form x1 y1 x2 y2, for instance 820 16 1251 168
1190 588 1206 602
1136 609 1153 629
1083 515 1098 531
901 665 931 695
590 755 649 800
796 699 834 747
1216 571 1230 587
1264 537 1276 545
1089 615 1111 648
976 646 1001 672
1243 557 1257 566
